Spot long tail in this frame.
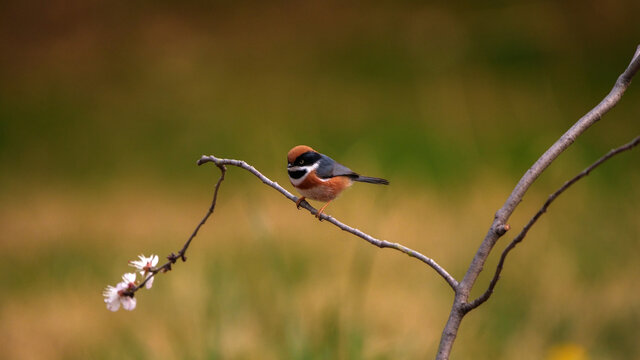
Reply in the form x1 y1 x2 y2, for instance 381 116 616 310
352 175 389 185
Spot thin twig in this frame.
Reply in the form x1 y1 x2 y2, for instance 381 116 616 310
123 163 227 296
464 135 640 312
196 156 459 290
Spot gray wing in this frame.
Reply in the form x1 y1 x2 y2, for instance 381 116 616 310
316 154 359 179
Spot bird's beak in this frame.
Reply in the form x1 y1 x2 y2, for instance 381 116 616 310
287 163 293 168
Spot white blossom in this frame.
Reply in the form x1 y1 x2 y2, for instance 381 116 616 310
103 272 138 311
121 272 137 285
129 254 159 289
103 284 123 311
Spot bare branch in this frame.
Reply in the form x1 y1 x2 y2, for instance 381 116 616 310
123 163 227 296
109 45 639 359
196 156 459 290
436 45 640 360
464 44 640 297
465 135 640 312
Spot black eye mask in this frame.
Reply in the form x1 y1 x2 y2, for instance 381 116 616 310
293 151 322 166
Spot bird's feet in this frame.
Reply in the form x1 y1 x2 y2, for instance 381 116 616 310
315 202 331 221
295 197 329 221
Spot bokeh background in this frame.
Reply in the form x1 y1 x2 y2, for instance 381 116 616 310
1 1 639 359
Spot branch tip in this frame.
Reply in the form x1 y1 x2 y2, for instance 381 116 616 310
196 156 208 166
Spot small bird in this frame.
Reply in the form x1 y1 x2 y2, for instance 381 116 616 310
287 145 389 218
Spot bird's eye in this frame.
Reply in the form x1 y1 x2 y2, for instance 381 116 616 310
298 159 304 165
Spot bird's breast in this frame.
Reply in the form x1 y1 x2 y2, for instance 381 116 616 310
292 172 353 202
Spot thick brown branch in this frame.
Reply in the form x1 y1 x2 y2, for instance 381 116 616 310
436 45 640 360
196 156 459 290
465 135 640 312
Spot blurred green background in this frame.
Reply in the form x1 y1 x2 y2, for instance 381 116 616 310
1 1 639 359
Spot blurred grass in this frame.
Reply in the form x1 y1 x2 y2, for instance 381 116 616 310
1 0 640 359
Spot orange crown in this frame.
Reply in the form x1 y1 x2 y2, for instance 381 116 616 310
287 145 315 163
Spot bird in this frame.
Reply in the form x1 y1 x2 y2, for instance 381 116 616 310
287 145 389 219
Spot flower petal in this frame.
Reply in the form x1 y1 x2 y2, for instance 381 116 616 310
145 275 155 289
106 300 121 311
121 296 137 311
122 272 137 284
